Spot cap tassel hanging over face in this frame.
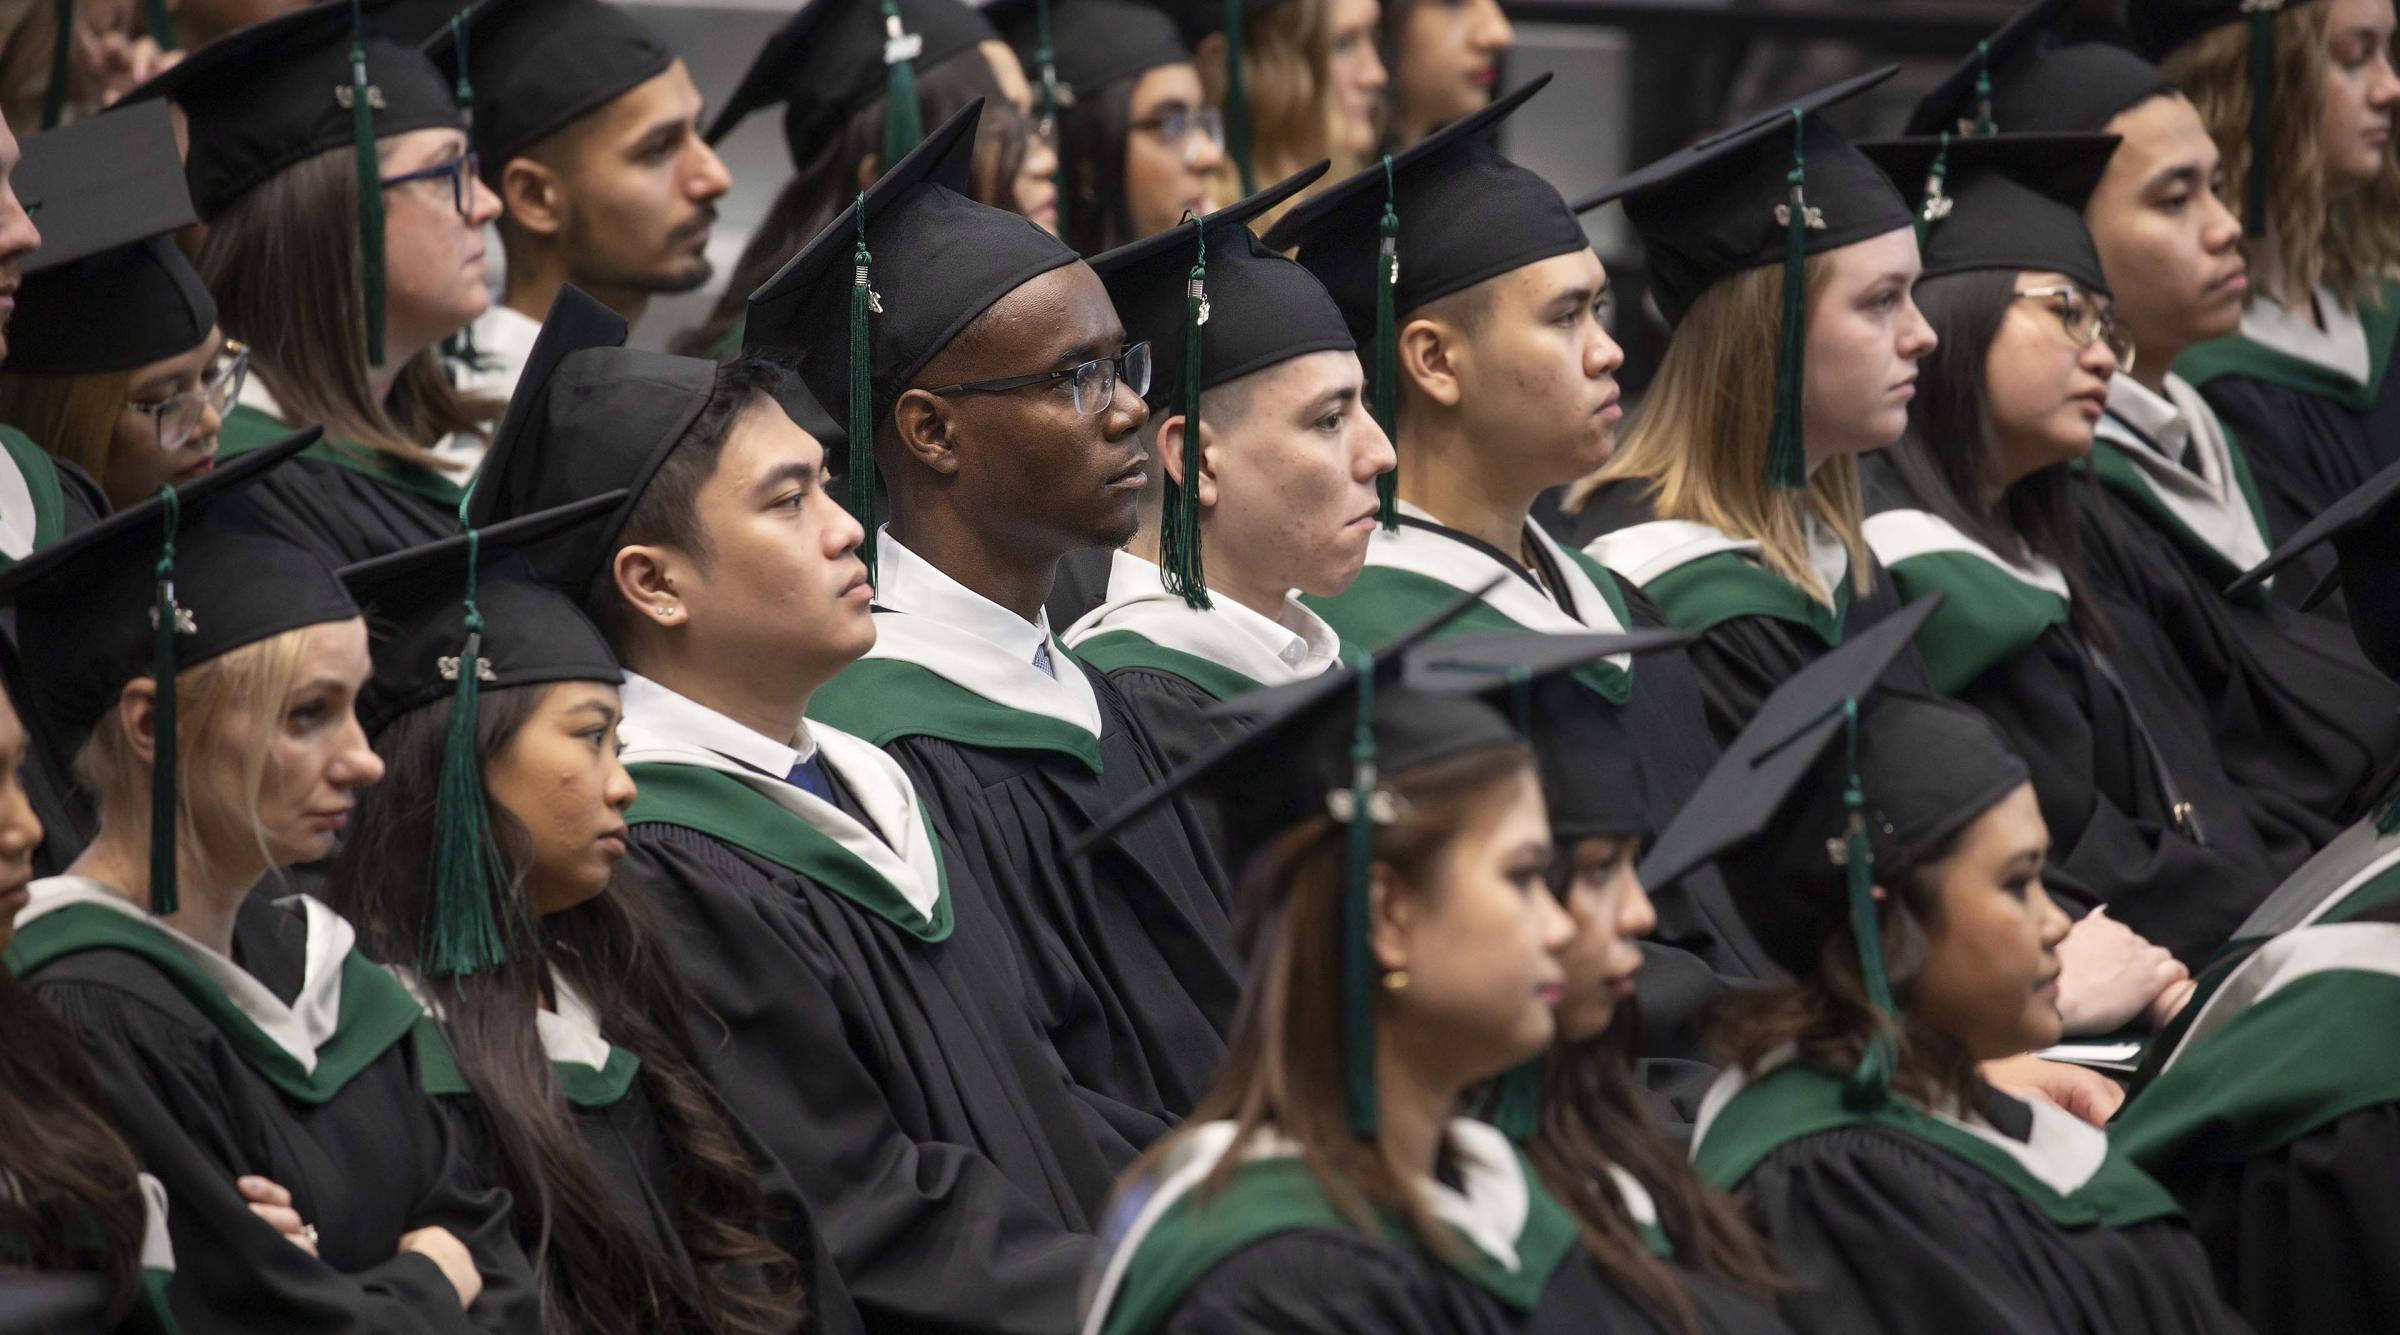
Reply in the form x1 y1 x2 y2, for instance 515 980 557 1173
1833 699 1899 1110
1766 110 1812 493
424 521 516 979
1339 657 1383 1137
439 8 482 370
144 0 171 48
1969 40 1996 135
42 0 73 129
1914 131 1954 248
1370 156 1401 529
147 486 188 918
850 195 883 579
348 0 388 368
1486 658 1541 1140
2243 2 2279 238
1160 212 1213 609
880 0 926 169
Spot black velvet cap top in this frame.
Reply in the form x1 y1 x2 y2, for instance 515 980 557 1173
990 0 1190 102
1856 133 2119 293
1914 38 2179 139
344 492 626 735
1263 76 1587 347
1576 67 1913 327
2227 459 2400 605
0 426 353 749
703 0 994 160
423 0 676 179
9 101 217 375
2126 0 2329 60
119 1 462 219
742 100 1081 423
1089 163 1351 410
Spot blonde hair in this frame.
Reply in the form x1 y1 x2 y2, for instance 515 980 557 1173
73 625 319 895
1565 255 1869 605
1197 0 1340 221
0 367 136 484
2161 3 2400 307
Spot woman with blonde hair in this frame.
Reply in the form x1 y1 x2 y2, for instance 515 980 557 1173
2132 0 2400 548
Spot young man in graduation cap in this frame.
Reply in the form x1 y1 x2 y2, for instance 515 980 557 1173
1060 163 1392 773
466 285 1145 1334
743 101 1244 1128
424 0 732 420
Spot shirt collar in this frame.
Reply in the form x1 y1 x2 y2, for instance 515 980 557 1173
1096 550 1340 675
617 671 814 780
872 526 1055 666
2104 373 2193 466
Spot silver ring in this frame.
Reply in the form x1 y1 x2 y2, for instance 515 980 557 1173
301 1224 319 1244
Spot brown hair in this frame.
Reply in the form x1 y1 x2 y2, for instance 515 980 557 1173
195 145 499 471
1564 255 1871 604
1528 1012 1789 1334
0 366 135 484
1196 0 1340 218
1125 742 1535 1258
2161 3 2400 307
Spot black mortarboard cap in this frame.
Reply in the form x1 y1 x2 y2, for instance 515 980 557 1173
1856 133 2118 294
705 0 993 171
1265 75 1577 519
8 102 217 376
1090 163 1350 607
990 0 1189 107
423 0 676 181
1903 0 2077 136
2125 0 2325 235
464 285 717 586
744 100 1079 574
2226 459 2400 607
341 492 624 978
0 426 348 915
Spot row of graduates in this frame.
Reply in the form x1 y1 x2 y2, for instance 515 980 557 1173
2 4 2399 1335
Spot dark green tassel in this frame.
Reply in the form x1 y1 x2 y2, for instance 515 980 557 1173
147 486 182 918
423 525 513 978
1490 1058 1542 1140
449 8 473 130
1765 109 1808 493
1033 0 1064 205
1371 156 1400 530
1223 0 1255 194
1341 659 1381 1137
144 0 171 47
41 0 72 129
1970 40 1995 135
348 0 387 368
1914 131 1952 250
2244 9 2273 238
849 196 880 578
1836 700 1898 1111
2376 777 2400 835
879 0 924 168
1160 214 1212 609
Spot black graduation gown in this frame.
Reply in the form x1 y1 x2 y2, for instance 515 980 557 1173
218 405 463 568
7 453 102 877
15 892 540 1334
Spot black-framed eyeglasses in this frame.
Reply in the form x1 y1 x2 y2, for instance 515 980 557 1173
2015 284 2135 373
1128 105 1226 164
380 152 481 217
925 341 1152 416
127 341 248 452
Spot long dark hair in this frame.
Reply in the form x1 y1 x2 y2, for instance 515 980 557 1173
0 967 150 1319
674 51 1031 359
330 684 801 1335
1527 1006 1788 1335
1885 269 2113 645
1059 77 1139 256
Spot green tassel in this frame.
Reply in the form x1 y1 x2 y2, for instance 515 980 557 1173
1160 214 1212 609
41 0 71 129
423 524 513 978
2376 777 2400 835
1490 1058 1542 1140
849 196 880 579
1370 156 1400 530
1836 699 1898 1111
1765 109 1808 493
147 486 183 919
1341 659 1381 1137
1914 131 1952 250
1223 0 1254 194
1033 0 1064 205
348 0 387 368
1970 40 1995 135
449 9 473 130
144 0 170 47
2244 9 2273 238
879 0 924 168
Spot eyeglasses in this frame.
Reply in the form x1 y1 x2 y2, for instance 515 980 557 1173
925 341 1152 416
128 341 248 452
2015 284 2135 373
1128 105 1227 165
379 152 482 217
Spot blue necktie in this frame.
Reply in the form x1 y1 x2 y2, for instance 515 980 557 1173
1032 640 1056 679
785 755 835 803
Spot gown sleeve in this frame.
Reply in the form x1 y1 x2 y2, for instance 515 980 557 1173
1150 1231 1472 1335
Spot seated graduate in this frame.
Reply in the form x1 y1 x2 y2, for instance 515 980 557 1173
679 0 1053 359
462 285 1140 1332
1568 69 1936 746
1854 130 2277 968
2133 0 2400 546
1907 14 2400 862
0 430 539 1332
745 101 1243 1126
1666 606 2244 1335
1063 164 1388 774
422 0 733 426
992 0 1227 257
1077 623 1681 1333
116 3 500 566
1376 0 1512 153
326 500 859 1335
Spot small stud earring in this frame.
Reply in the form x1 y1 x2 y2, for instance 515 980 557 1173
1383 969 1409 992
656 605 673 617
